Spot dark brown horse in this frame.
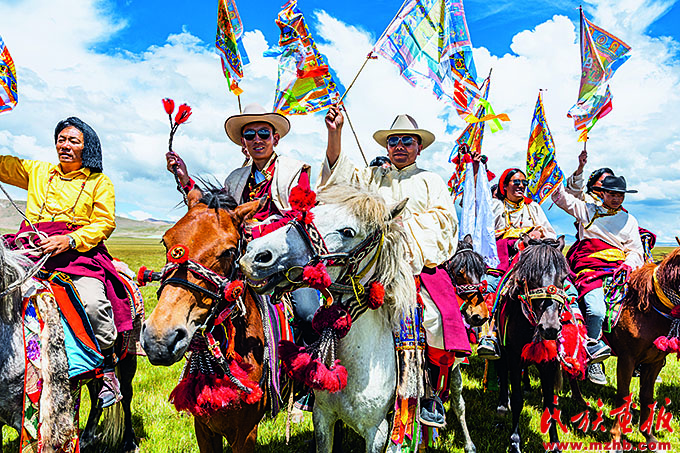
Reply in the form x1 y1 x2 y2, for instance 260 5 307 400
496 237 571 453
448 234 491 328
141 188 267 453
604 246 680 448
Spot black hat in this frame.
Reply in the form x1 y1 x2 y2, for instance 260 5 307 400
54 117 103 173
600 175 637 194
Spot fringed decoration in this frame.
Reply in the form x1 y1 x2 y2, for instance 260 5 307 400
367 281 385 310
653 307 680 358
521 333 558 364
302 263 332 290
169 335 263 417
278 305 352 393
289 183 317 215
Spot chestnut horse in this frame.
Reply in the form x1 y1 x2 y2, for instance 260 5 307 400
604 246 680 449
141 189 267 453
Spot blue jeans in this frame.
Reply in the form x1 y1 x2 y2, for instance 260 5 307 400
582 286 606 340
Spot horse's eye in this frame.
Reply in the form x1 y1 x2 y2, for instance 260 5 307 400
340 228 356 238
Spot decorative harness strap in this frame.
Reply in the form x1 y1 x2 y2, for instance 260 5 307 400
517 281 568 327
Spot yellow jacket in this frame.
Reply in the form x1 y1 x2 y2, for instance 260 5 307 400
0 155 116 252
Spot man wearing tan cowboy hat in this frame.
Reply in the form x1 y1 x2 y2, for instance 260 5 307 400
165 103 322 345
552 174 644 385
166 103 308 218
322 106 469 429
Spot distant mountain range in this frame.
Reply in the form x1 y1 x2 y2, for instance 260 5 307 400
0 199 172 238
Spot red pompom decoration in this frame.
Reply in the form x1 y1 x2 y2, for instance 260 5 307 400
367 281 385 310
671 305 680 319
302 263 332 290
224 280 245 302
289 184 317 214
521 339 558 364
654 336 670 351
278 340 347 393
559 323 588 379
162 98 175 115
167 244 189 264
174 103 192 125
668 337 680 352
312 304 352 338
137 265 149 287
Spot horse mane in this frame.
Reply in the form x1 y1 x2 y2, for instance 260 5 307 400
317 185 417 329
197 180 238 212
0 240 33 323
449 240 486 283
511 238 569 292
626 247 680 312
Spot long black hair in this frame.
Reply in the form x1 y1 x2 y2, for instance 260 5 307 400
494 168 525 201
54 117 103 173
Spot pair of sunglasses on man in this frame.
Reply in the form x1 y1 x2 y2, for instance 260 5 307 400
243 128 273 141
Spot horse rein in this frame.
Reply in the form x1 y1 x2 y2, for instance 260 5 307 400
449 247 488 310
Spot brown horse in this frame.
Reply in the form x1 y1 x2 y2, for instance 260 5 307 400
141 188 267 453
448 234 491 328
605 246 680 447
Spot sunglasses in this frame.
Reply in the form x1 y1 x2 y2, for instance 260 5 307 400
387 136 416 147
510 179 528 187
242 128 272 141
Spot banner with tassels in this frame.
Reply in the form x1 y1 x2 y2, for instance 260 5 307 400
216 0 249 96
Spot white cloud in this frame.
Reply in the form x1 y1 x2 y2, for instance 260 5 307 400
0 0 678 243
126 210 153 221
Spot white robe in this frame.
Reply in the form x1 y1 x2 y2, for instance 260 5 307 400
491 198 557 239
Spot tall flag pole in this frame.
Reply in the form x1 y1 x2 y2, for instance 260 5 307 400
526 91 563 204
266 0 342 115
0 35 18 114
216 0 250 105
567 6 630 142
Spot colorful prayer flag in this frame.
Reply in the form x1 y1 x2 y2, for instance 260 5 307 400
268 0 342 115
374 0 508 127
216 0 249 96
0 35 18 114
527 92 563 204
567 8 630 141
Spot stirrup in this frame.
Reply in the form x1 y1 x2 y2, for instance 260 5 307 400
477 335 501 360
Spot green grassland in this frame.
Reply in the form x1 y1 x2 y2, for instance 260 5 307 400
3 242 679 452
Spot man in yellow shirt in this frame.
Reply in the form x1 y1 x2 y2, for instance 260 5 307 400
0 117 132 407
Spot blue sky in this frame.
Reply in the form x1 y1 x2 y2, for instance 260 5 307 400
1 0 680 244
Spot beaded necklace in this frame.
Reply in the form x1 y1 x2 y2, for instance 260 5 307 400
37 171 89 224
502 198 536 229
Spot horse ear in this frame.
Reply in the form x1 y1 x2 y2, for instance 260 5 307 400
389 198 409 220
676 236 680 246
187 188 202 209
556 235 566 252
233 199 264 226
463 234 473 245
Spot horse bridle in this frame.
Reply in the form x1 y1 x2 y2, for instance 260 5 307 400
282 218 384 296
449 247 488 310
517 281 569 327
157 240 244 332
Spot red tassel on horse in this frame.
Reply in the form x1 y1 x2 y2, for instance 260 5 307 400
367 282 385 309
521 339 558 363
302 263 332 290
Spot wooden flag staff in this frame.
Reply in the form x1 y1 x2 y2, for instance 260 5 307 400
342 106 369 167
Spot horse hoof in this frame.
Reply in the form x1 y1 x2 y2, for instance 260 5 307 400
464 444 476 453
496 405 510 416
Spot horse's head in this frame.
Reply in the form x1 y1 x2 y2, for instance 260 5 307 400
241 185 407 293
511 236 568 341
448 235 489 327
141 189 261 366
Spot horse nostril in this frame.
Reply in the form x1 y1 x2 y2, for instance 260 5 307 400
254 250 273 264
170 326 189 356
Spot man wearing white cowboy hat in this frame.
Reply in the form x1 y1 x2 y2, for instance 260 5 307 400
552 174 644 385
322 106 469 429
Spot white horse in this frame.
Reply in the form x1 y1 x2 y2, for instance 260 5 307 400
240 185 416 453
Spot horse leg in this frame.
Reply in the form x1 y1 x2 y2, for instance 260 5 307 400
449 365 476 453
313 407 336 453
539 362 562 452
638 360 665 444
80 380 104 451
363 417 390 453
508 355 524 453
611 355 635 450
496 353 511 416
194 417 222 453
118 354 138 452
568 377 586 407
522 367 531 394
